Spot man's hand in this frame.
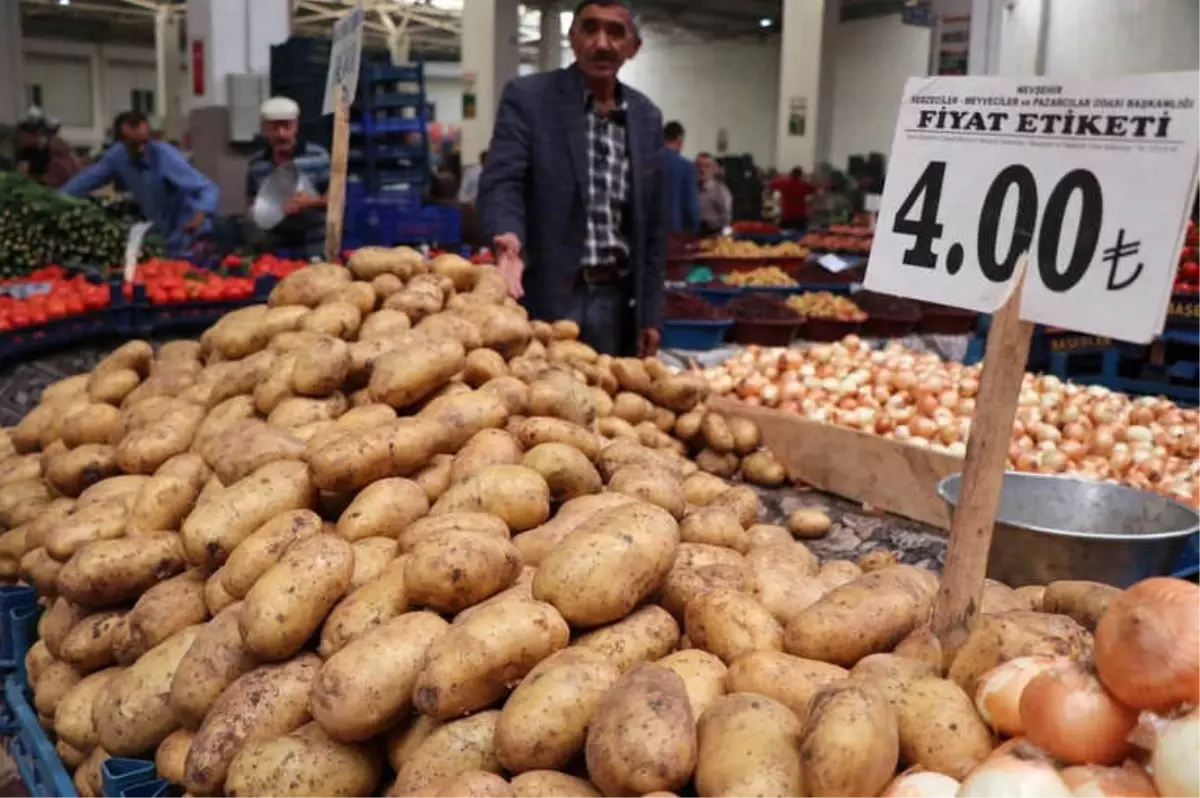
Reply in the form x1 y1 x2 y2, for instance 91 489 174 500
183 210 207 234
638 327 661 357
494 233 524 299
283 192 321 216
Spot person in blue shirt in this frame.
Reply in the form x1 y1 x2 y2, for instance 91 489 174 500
61 110 219 258
662 120 700 236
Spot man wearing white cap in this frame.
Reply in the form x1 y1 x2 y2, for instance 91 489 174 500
246 97 330 258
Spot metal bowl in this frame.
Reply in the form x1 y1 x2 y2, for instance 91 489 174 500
937 472 1198 588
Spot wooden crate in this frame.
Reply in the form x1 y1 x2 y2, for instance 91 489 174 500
709 397 962 530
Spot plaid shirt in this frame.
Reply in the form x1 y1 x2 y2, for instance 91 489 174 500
582 90 632 269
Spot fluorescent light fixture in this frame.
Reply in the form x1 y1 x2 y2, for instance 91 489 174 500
58 0 70 6
759 16 772 27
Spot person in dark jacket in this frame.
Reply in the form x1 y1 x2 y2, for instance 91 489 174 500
477 0 665 356
662 120 699 235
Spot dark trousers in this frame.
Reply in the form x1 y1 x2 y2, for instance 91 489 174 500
563 278 634 356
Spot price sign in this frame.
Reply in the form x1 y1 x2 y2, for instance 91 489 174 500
865 72 1200 343
322 0 365 116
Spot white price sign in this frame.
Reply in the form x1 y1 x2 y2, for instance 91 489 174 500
865 73 1200 343
322 0 366 116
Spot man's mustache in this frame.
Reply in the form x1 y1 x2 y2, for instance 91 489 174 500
588 50 619 62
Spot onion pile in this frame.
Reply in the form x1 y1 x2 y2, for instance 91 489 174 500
703 338 1200 507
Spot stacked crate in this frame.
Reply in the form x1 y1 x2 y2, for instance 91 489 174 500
268 36 334 151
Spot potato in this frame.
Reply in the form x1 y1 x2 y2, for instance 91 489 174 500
741 450 787 487
311 611 448 743
122 571 208 662
73 744 108 798
220 509 323 599
871 675 994 779
127 453 209 535
225 722 383 798
349 246 417 280
290 334 351 397
658 561 751 621
400 511 510 551
479 377 530 416
88 367 141 405
678 472 727 507
746 542 823 625
648 373 708 413
57 740 87 769
53 666 121 751
509 772 599 798
413 599 569 720
947 611 1092 696
860 548 901 573
58 610 125 671
495 648 621 773
419 390 512 454
684 587 783 664
25 640 53 691
60 404 122 449
1041 580 1120 631
463 349 508 387
784 565 938 667
41 597 88 658
424 771 513 797
452 429 523 485
521 442 602 502
725 650 848 722
155 729 194 786
510 494 632 566
678 505 746 552
1014 584 1046 611
56 533 186 607
789 507 833 538
115 401 205 474
509 417 601 460
695 692 803 797
818 559 863 590
392 711 502 796
184 654 322 794
239 534 354 660
608 464 685 519
585 664 696 796
94 625 202 755
527 374 596 428
307 418 440 493
574 605 681 675
404 531 521 614
268 263 351 307
42 497 129 562
698 413 735 454
301 301 363 339
656 649 727 722
21 546 62 595
169 603 257 730
33 659 82 717
432 464 550 532
369 334 466 409
349 536 398 589
359 308 411 340
327 281 377 314
181 459 315 569
801 684 899 797
850 652 940 684
707 486 759 529
745 523 794 549
0 453 42 488
192 396 256 452
267 393 348 427
534 501 678 627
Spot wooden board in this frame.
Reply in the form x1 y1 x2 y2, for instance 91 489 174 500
710 396 961 530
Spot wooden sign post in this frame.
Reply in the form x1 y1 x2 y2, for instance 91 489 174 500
322 0 365 263
860 72 1199 655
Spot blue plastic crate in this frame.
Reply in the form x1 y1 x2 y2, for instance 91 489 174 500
4 673 76 797
0 585 37 672
102 759 157 798
690 286 743 307
1172 534 1199 580
661 319 733 350
394 205 462 246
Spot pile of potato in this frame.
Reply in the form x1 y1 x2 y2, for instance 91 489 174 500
0 250 1153 798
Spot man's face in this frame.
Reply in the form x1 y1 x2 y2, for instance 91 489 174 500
264 118 298 151
17 129 39 149
570 4 639 81
697 155 717 182
120 121 151 157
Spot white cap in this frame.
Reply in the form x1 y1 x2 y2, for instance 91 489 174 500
261 97 300 121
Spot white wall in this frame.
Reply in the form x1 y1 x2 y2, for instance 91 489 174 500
21 39 156 151
620 28 781 166
827 14 931 171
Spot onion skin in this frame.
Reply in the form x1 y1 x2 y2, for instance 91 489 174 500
1094 577 1200 713
1019 660 1138 766
1151 709 1200 798
973 656 1066 737
1060 762 1158 797
955 745 1073 797
881 767 960 797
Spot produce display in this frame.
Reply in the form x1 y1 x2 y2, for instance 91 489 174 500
706 338 1200 506
665 291 731 321
728 294 803 322
1175 220 1198 295
799 229 872 255
702 237 810 259
721 266 797 287
0 250 1195 798
787 292 868 322
0 174 162 278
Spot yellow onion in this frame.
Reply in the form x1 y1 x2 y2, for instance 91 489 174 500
1019 659 1139 765
1150 709 1200 798
880 767 960 797
974 656 1067 737
955 743 1072 797
1060 762 1158 797
1094 577 1200 712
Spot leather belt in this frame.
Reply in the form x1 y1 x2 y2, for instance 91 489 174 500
579 263 630 284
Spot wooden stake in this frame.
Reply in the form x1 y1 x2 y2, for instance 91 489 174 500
932 260 1034 656
324 86 351 263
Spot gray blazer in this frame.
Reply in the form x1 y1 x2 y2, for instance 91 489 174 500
478 64 666 332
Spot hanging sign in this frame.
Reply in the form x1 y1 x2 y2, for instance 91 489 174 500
865 72 1200 344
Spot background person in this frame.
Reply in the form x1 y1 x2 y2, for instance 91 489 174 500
662 120 699 236
61 110 218 258
695 151 732 235
478 0 666 357
246 97 330 259
770 166 816 232
13 112 80 188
